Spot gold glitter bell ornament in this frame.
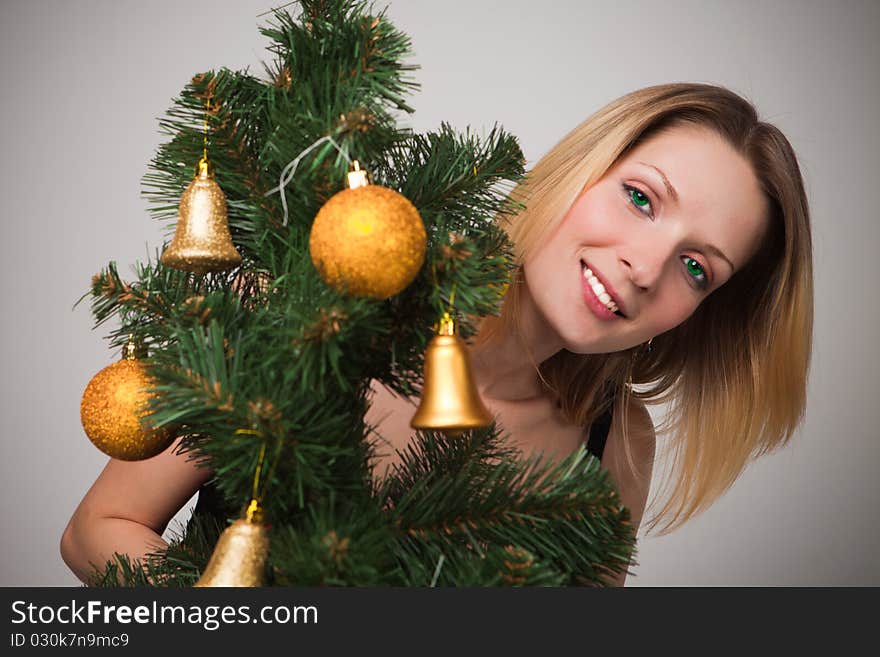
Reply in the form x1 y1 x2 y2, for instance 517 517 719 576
410 312 493 436
79 337 175 461
309 161 426 299
195 499 269 587
161 157 242 274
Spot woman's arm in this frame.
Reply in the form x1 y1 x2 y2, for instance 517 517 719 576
599 397 656 587
60 437 213 584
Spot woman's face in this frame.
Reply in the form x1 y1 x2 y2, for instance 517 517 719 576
523 123 770 354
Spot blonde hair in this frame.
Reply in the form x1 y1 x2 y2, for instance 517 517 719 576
474 83 813 536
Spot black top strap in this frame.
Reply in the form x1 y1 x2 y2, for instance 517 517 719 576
586 404 614 462
191 479 227 519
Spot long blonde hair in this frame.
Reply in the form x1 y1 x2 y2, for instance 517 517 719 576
474 83 813 536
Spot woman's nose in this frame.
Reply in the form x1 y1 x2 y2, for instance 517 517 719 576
620 238 672 291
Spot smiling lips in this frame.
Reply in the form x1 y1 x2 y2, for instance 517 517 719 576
581 260 626 320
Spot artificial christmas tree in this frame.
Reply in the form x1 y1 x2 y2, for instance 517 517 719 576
79 0 636 587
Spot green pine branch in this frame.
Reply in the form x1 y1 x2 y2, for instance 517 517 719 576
386 439 636 586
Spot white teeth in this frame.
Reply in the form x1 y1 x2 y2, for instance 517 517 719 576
582 264 620 314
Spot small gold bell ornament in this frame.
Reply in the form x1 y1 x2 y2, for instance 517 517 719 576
80 337 175 461
195 498 269 587
410 312 493 435
160 156 242 275
309 160 426 299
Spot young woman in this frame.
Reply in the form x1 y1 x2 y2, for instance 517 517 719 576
61 82 813 586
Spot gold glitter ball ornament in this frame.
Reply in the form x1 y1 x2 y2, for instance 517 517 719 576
309 181 426 299
80 358 174 461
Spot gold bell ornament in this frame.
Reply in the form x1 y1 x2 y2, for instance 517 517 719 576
410 312 493 436
309 160 426 299
160 156 242 274
195 498 269 587
161 98 241 275
80 336 175 461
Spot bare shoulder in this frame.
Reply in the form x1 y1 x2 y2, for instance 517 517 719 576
607 395 656 459
365 378 419 432
601 395 656 528
595 396 656 586
365 378 420 478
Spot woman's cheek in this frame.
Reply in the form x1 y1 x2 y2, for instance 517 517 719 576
583 192 625 239
656 295 700 333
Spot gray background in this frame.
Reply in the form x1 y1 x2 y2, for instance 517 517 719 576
1 0 877 586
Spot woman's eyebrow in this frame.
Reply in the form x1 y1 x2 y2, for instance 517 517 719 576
704 243 736 273
636 161 735 272
637 161 679 204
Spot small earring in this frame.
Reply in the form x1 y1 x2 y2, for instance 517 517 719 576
645 337 654 353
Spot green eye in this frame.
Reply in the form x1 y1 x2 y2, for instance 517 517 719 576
683 257 708 289
631 189 649 207
623 184 652 215
685 258 702 275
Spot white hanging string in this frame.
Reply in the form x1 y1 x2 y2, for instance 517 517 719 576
264 134 350 226
429 554 445 587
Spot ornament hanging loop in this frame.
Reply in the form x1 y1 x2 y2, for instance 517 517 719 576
264 134 351 226
244 498 264 524
202 98 211 162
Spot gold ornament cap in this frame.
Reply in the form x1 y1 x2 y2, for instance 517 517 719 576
121 334 147 360
437 312 455 336
347 160 369 189
196 156 214 178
